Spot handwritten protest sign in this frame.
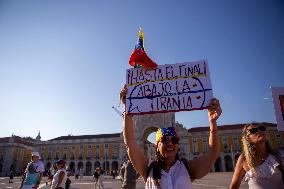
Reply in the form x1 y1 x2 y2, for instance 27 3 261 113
126 60 213 115
271 87 284 131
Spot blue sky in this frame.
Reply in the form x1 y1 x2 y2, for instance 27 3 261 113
0 0 283 141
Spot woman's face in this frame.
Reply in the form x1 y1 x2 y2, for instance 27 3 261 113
31 156 39 163
157 136 179 160
246 125 267 144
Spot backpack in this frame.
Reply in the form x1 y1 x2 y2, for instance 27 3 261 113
146 160 191 180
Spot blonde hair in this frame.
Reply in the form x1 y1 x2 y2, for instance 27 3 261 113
241 122 284 180
241 123 258 174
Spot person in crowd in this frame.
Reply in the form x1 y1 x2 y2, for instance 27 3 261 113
98 167 104 188
119 164 125 184
111 170 116 179
93 167 100 188
65 175 71 189
78 168 84 180
121 158 140 189
50 159 67 189
9 170 14 183
75 168 79 180
48 163 57 186
229 123 284 189
20 152 45 189
120 86 222 189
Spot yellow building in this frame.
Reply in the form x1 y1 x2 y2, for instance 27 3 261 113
1 122 283 176
0 136 33 176
188 122 284 172
34 133 126 176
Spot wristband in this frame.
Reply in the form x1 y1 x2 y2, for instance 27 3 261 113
210 129 218 133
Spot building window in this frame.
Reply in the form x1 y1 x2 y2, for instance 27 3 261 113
193 143 198 155
79 152 83 160
87 150 92 159
276 134 281 146
112 144 119 159
70 153 75 160
202 142 208 153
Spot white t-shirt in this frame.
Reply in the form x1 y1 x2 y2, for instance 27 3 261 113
51 168 67 189
145 160 193 189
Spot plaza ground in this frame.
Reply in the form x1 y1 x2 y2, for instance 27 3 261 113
0 172 248 189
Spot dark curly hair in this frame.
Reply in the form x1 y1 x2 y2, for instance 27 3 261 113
149 149 180 187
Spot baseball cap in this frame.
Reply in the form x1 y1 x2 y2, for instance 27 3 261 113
31 152 41 159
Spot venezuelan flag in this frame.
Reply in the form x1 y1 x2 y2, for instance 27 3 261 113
129 28 157 69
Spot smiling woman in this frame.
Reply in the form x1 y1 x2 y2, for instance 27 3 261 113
120 85 222 189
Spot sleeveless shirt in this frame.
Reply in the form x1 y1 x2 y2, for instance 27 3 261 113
145 160 193 189
244 154 284 189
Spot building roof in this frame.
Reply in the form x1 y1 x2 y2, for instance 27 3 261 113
0 136 34 146
49 133 122 141
188 122 277 133
0 137 9 143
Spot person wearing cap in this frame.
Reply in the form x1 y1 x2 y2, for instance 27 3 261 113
120 85 222 189
51 159 67 189
20 152 44 189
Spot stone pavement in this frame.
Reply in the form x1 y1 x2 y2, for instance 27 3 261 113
0 172 248 189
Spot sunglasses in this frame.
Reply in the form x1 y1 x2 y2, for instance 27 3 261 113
160 136 179 144
247 126 266 135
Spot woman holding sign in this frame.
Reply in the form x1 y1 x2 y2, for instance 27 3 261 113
120 85 222 189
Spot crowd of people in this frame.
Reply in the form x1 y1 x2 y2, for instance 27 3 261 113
9 86 284 189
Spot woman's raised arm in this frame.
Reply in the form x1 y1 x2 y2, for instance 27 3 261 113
188 98 222 180
120 86 149 180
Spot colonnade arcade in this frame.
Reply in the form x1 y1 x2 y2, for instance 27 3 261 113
45 160 119 176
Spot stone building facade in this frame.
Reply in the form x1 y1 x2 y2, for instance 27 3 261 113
0 136 34 176
1 113 284 176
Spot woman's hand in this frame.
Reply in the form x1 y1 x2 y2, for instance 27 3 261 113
208 98 222 123
119 85 127 105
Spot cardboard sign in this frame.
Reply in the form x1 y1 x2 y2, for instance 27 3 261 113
126 60 213 115
271 87 284 131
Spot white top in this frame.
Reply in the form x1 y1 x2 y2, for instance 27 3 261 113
145 160 192 189
244 154 284 189
51 168 67 189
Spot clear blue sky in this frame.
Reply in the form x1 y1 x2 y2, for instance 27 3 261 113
0 0 283 141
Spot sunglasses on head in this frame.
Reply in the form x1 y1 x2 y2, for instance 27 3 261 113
160 136 179 144
247 126 266 135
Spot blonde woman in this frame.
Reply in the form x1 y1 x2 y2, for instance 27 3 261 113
230 123 284 189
